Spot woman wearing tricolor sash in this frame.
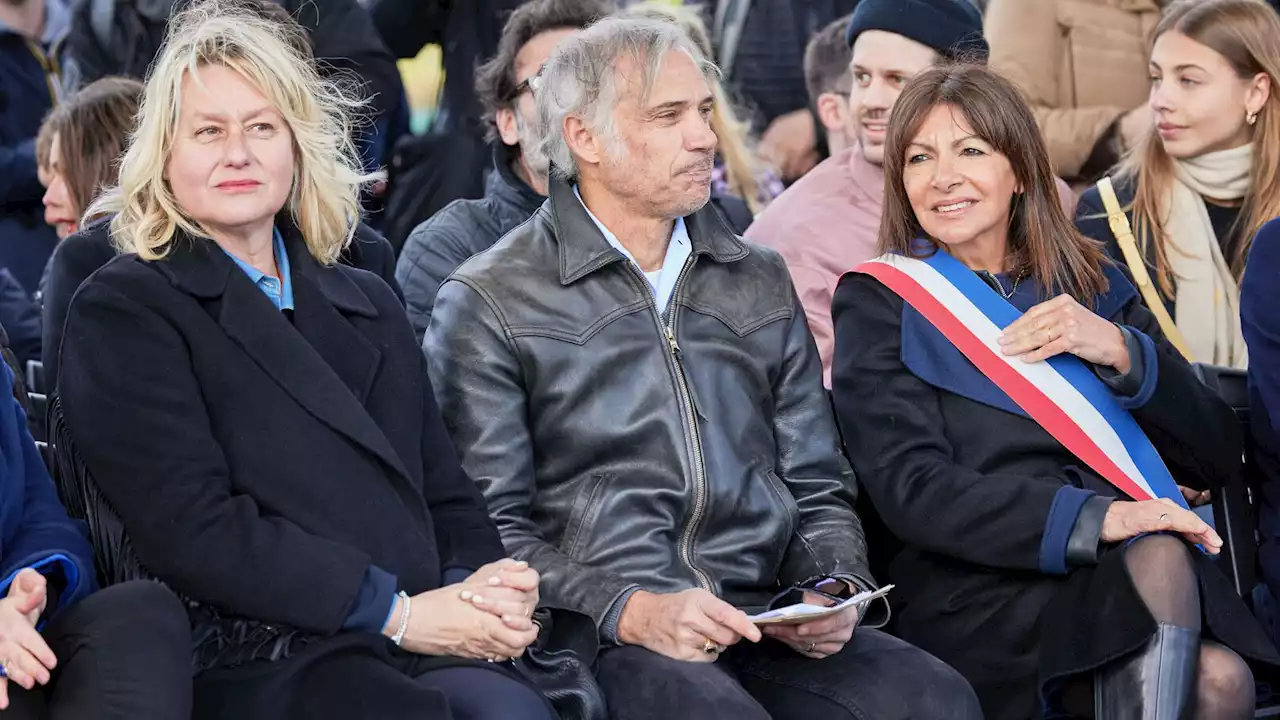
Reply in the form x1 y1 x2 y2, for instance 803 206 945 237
831 63 1280 720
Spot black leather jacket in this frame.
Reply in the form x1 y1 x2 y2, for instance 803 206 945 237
425 177 875 646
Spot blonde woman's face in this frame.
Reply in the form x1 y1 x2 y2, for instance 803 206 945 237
1148 31 1269 159
168 64 294 238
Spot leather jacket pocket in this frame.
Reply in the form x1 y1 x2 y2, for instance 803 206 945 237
559 474 610 559
764 470 799 546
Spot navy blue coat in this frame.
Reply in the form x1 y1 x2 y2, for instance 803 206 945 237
1242 219 1280 603
0 357 94 621
0 0 68 296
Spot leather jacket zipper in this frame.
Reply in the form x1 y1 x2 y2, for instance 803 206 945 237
624 257 713 591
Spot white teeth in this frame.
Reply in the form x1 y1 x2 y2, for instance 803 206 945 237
937 201 974 213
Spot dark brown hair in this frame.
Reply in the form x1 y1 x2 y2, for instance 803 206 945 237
1118 0 1280 298
36 76 144 220
804 14 854 103
880 64 1110 301
474 0 615 142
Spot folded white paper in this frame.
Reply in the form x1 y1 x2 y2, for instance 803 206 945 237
746 584 894 626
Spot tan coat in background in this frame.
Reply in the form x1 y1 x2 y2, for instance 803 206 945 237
985 0 1161 179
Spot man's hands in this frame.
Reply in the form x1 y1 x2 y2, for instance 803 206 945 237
762 591 859 659
0 569 55 710
617 589 761 662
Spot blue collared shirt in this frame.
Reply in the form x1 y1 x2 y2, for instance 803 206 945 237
222 228 294 311
573 186 691 315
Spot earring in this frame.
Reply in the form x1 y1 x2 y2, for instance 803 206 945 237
1248 110 1259 126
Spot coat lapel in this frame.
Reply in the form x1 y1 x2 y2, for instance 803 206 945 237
156 232 415 489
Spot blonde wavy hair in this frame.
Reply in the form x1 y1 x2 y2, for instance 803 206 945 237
87 0 371 264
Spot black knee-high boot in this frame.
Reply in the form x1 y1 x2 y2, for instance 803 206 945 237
1094 623 1199 719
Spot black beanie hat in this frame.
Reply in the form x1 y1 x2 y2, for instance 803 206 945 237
845 0 989 62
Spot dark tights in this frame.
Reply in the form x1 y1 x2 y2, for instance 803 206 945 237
1063 535 1254 719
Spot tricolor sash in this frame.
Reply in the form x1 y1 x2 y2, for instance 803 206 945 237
855 251 1187 509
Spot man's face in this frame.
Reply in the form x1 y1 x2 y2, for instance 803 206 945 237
500 27 580 178
596 49 718 220
848 31 938 166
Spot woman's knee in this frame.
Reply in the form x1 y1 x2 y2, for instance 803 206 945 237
1126 533 1194 566
1197 645 1254 720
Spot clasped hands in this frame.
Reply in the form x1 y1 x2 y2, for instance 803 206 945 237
617 587 858 663
384 559 541 663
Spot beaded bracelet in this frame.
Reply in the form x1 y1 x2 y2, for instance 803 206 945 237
391 590 412 646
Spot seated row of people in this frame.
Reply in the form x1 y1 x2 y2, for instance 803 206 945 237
17 3 1280 720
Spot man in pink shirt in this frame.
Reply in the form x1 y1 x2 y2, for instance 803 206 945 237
747 0 1076 385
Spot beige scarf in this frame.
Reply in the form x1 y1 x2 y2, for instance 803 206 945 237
1165 144 1251 369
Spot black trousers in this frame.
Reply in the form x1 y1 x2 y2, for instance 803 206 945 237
6 580 193 720
596 628 983 720
194 631 556 720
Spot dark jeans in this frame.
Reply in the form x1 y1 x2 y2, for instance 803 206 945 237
194 631 555 720
5 580 193 720
596 628 982 720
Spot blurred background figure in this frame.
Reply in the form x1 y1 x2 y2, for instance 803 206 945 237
708 0 861 183
59 0 406 189
0 0 69 300
803 14 857 158
370 0 523 248
396 0 611 342
34 77 143 390
985 0 1158 185
1075 0 1280 370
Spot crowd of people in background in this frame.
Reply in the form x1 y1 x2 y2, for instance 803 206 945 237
1 0 1280 718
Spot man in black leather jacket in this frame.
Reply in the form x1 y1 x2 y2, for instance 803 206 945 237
425 16 980 720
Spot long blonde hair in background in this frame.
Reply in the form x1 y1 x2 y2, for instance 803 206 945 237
623 2 766 215
1117 0 1280 299
87 0 373 264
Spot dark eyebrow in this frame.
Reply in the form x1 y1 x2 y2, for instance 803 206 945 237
907 134 982 153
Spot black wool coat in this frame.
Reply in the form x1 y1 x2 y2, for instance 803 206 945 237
57 225 503 636
831 266 1279 719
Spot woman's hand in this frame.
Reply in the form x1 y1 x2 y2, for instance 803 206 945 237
390 585 539 662
762 592 858 659
0 570 56 709
1100 499 1223 553
999 294 1130 373
458 560 539 632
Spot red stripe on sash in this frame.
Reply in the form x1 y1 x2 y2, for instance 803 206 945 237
858 261 1153 501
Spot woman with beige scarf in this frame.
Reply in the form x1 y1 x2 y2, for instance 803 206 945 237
1075 0 1280 370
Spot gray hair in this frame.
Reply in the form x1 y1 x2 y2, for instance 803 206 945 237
532 16 719 181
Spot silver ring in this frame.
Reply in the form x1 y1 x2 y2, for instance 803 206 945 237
806 642 817 654
1159 513 1169 522
0 659 9 679
703 639 723 655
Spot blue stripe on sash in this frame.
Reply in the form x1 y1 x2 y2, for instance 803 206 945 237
920 251 1185 507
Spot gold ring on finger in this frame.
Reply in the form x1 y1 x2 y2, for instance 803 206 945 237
703 639 724 655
